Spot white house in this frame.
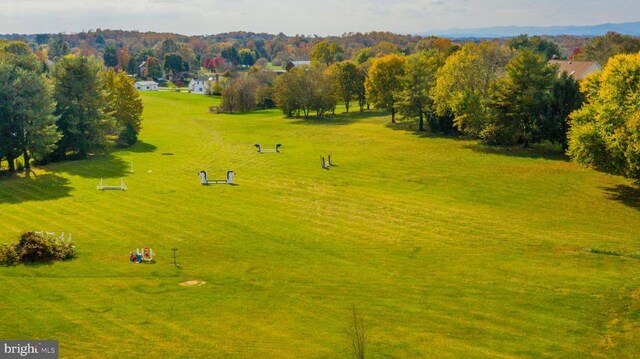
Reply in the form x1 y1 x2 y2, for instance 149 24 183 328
134 81 159 91
138 61 147 78
188 74 219 95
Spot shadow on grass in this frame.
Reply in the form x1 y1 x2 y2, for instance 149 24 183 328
112 140 158 154
32 140 157 180
22 261 57 268
50 154 131 179
0 173 72 204
602 184 640 211
385 121 459 139
462 143 569 162
287 110 388 126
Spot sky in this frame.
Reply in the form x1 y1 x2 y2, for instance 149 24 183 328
0 0 639 36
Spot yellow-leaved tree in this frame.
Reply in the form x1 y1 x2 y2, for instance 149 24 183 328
365 54 406 123
568 52 640 183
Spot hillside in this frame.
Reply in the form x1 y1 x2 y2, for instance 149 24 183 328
423 21 640 38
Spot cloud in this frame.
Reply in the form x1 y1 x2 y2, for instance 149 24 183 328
0 0 638 35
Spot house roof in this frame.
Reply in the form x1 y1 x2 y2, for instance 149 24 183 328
193 74 218 82
290 61 311 67
135 81 158 86
549 60 603 80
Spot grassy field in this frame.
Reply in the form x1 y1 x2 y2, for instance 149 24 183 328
1 92 639 358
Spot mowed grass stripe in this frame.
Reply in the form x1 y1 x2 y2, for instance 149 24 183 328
1 92 639 357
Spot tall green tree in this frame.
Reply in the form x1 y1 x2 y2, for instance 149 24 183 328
163 53 185 76
48 34 69 59
433 42 512 137
145 56 163 79
35 34 49 45
397 50 442 132
155 38 179 61
103 45 118 67
365 54 406 123
507 34 562 60
0 62 23 172
50 56 112 160
238 49 256 67
125 56 138 75
487 50 556 147
355 48 373 65
0 44 59 171
331 61 360 113
310 41 344 65
0 41 40 72
546 73 584 149
573 32 640 64
221 47 240 66
355 64 367 113
568 52 640 183
10 67 60 169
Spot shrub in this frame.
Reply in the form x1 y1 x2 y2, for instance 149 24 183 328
52 238 76 261
479 124 517 146
2 232 77 264
16 232 56 263
0 243 19 266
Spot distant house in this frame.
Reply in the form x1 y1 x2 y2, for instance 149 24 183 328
188 74 219 95
138 61 147 78
285 60 311 71
134 81 159 91
549 60 603 80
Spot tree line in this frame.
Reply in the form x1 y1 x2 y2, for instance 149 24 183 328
221 38 640 184
269 40 581 144
10 29 638 83
0 40 143 173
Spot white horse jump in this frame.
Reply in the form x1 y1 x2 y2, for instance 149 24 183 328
97 178 128 191
255 144 282 153
321 154 334 169
199 170 235 185
33 231 72 242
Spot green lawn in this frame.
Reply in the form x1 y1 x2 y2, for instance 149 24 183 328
1 92 639 358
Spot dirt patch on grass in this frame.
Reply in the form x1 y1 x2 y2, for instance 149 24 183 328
179 280 206 287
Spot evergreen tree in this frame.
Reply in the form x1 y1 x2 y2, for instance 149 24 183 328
487 50 556 147
126 57 138 75
145 56 163 79
103 45 118 67
546 73 584 149
11 67 60 168
48 34 70 59
0 44 59 171
50 56 112 160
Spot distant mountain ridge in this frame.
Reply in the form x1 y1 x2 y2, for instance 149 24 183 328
422 21 640 38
